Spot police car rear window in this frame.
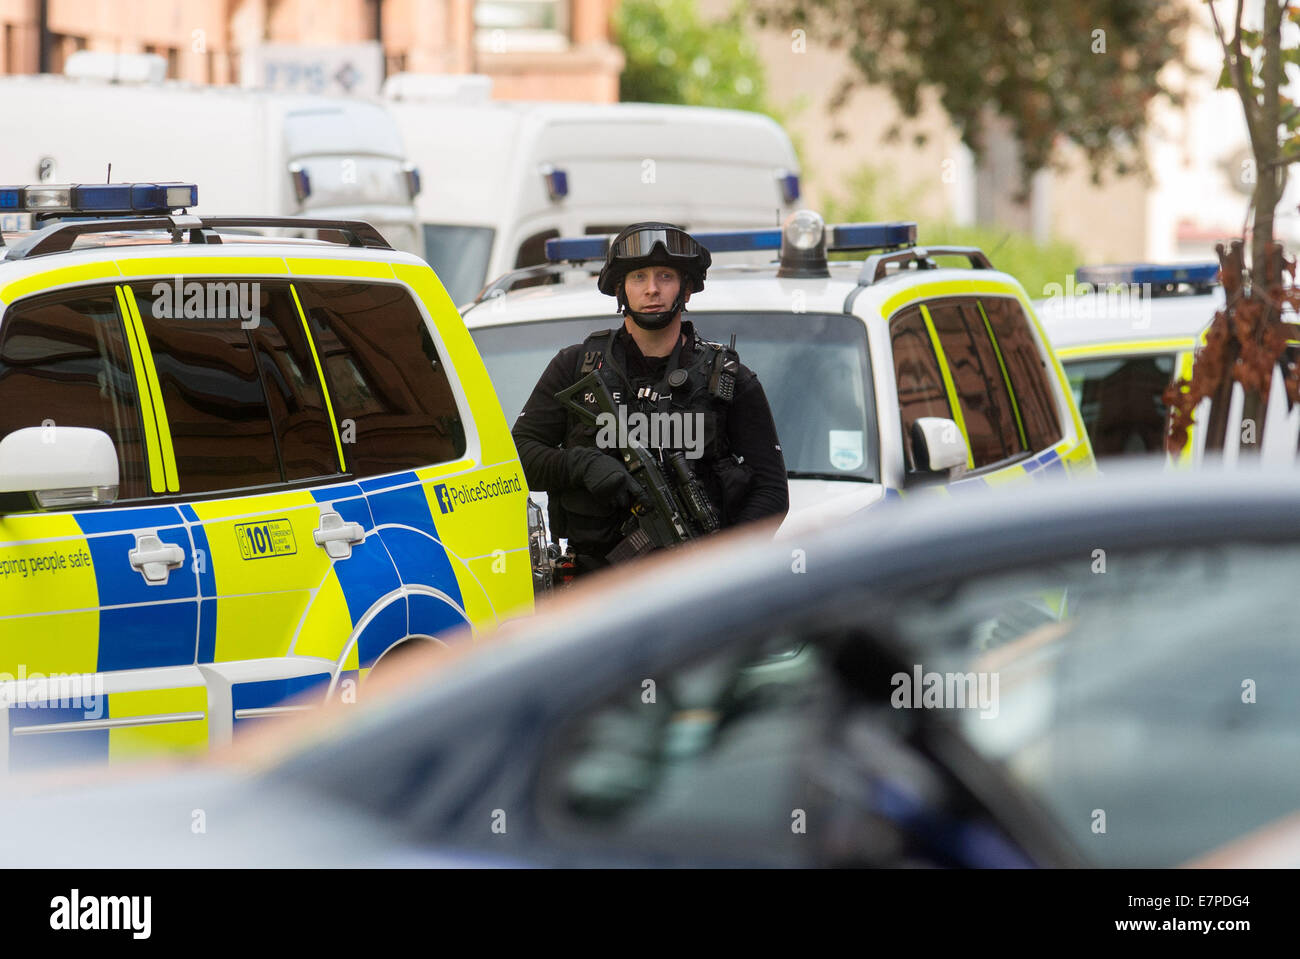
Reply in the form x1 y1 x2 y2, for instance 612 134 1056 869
294 281 466 477
129 282 306 495
0 288 150 500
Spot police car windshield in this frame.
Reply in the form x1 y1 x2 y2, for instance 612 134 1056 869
472 312 879 482
422 225 494 305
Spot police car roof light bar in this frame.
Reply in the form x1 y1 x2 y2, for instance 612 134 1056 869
0 182 199 217
1075 262 1220 288
543 221 919 264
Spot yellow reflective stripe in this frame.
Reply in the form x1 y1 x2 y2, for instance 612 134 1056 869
115 285 166 493
881 278 1025 320
121 285 179 492
978 301 1027 449
113 256 290 277
286 258 396 279
920 303 975 470
291 283 347 473
0 261 121 304
1055 339 1193 359
1175 349 1196 465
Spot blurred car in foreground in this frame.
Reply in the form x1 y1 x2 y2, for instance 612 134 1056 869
4 465 1300 867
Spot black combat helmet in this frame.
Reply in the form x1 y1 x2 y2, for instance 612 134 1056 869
597 222 711 330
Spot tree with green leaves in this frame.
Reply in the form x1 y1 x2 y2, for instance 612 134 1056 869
614 0 775 116
1165 1 1300 455
751 0 1191 181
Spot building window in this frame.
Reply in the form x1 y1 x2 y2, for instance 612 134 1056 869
474 0 568 53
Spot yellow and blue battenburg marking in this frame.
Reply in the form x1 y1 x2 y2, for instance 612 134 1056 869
2 459 531 771
1 249 534 773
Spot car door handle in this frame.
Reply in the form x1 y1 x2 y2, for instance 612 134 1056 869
129 533 185 585
314 511 365 560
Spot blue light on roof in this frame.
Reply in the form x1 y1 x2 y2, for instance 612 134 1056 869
544 221 918 263
1076 262 1219 286
541 165 568 202
545 236 609 262
829 222 917 250
0 188 20 210
696 229 783 252
777 171 801 205
72 185 134 211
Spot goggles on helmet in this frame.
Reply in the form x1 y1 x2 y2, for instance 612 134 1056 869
608 227 702 260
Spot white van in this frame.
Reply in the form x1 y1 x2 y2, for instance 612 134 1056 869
0 74 423 256
385 93 802 305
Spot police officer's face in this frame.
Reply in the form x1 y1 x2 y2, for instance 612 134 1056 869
623 266 689 313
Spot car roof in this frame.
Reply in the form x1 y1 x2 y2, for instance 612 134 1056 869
272 463 1300 805
1035 288 1224 351
463 261 1033 327
0 235 429 295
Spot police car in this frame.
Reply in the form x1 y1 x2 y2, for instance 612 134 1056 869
463 211 1095 538
1033 263 1224 464
0 182 534 773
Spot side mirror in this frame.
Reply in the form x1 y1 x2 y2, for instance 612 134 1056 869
911 417 968 473
0 427 120 510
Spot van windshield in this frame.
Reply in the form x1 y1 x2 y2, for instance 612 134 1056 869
471 312 879 482
423 225 495 305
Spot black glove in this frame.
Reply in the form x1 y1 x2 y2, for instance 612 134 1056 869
567 447 647 511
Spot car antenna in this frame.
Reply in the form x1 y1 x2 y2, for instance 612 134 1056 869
106 163 112 183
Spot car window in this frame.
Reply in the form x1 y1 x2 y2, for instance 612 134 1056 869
980 298 1062 451
0 286 149 499
295 280 466 478
129 281 283 494
889 306 955 471
924 298 1026 468
245 285 341 481
535 635 833 865
472 311 879 482
1064 354 1175 458
880 542 1300 867
422 224 495 306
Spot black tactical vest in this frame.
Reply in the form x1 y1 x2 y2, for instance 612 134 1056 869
553 325 752 554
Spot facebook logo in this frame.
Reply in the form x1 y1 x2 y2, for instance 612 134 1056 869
434 483 454 514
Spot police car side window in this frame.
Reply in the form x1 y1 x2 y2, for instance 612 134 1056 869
294 281 467 477
979 298 1062 451
0 287 149 500
889 307 954 471
924 298 1026 468
129 282 283 494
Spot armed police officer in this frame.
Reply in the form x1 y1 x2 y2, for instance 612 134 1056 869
512 222 788 577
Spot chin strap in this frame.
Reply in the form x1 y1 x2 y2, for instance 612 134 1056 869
618 287 688 331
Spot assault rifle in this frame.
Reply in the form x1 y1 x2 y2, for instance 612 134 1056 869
555 371 720 561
